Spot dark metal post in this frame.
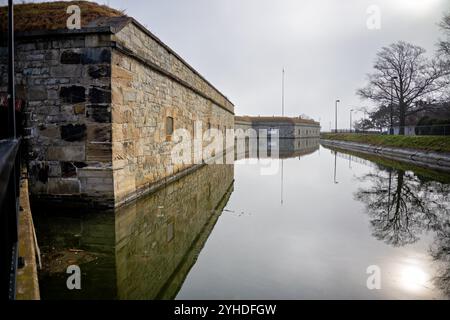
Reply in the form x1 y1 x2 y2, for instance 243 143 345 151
335 99 340 133
8 0 16 139
5 0 19 300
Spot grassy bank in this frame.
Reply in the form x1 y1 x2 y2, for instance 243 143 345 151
320 133 450 153
323 144 450 183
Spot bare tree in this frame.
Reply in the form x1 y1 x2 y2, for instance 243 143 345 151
438 12 450 59
438 12 450 101
358 41 450 135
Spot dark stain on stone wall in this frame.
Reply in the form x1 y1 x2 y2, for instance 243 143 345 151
81 48 111 65
32 164 49 184
61 162 88 178
89 86 111 103
86 105 111 123
60 86 86 104
60 50 82 64
60 124 87 142
88 65 111 79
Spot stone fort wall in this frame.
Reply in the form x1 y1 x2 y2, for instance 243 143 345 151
0 18 234 208
111 22 234 206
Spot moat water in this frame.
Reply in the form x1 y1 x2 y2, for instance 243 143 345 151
34 139 450 300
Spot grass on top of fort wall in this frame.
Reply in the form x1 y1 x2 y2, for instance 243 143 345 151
0 1 125 33
321 133 450 154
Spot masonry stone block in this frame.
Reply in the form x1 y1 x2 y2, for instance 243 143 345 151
89 86 111 103
51 65 82 77
46 145 85 162
47 178 81 195
88 65 111 79
27 86 47 101
60 85 86 103
60 50 82 64
87 143 112 162
60 124 87 142
87 105 111 123
73 104 86 115
82 48 111 65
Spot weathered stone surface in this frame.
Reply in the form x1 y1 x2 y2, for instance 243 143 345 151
73 104 86 115
60 124 87 142
61 162 77 178
60 50 82 64
60 85 86 103
27 86 47 101
61 161 88 178
47 178 81 195
30 163 49 184
46 145 85 161
81 48 111 65
88 65 111 79
50 65 82 77
89 86 111 103
87 124 111 142
85 34 111 48
87 142 112 162
39 125 60 139
87 105 111 123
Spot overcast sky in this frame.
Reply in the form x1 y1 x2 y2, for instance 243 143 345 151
18 0 450 129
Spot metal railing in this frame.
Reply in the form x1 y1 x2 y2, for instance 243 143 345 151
1 0 20 300
0 139 21 300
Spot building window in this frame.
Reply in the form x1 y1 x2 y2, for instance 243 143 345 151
166 116 174 141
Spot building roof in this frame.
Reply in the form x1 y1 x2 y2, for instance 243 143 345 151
235 116 320 126
0 1 125 33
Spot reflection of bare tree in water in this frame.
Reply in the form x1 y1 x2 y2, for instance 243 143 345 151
354 164 450 297
430 225 450 297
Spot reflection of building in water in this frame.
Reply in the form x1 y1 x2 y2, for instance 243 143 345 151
235 116 320 138
235 137 319 161
35 164 234 299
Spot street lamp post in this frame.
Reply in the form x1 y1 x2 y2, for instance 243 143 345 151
335 99 340 133
389 76 398 135
349 109 354 133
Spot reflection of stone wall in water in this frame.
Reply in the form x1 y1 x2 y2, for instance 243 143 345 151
235 137 320 160
35 164 234 299
115 164 234 299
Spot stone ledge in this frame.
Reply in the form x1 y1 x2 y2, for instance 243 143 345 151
320 139 450 172
16 177 40 300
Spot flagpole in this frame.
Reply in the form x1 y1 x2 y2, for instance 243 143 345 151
282 68 285 116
